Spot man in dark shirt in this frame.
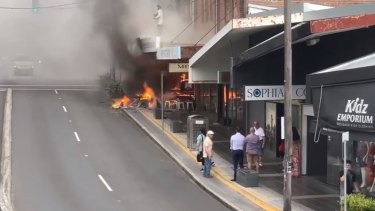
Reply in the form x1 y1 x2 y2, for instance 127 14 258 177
339 160 359 199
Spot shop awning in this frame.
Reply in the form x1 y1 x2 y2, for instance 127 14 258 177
190 2 375 84
188 20 286 83
234 11 375 68
306 53 375 139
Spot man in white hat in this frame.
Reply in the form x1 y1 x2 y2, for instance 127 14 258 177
203 130 214 178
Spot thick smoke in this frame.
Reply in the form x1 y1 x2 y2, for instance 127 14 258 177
89 0 206 95
0 0 111 84
90 0 145 95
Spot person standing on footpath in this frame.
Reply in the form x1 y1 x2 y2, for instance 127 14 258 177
292 127 301 177
254 121 265 166
230 127 245 181
196 128 206 172
339 160 359 207
245 127 260 172
203 130 214 178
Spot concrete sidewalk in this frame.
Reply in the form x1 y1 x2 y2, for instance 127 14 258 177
123 108 316 211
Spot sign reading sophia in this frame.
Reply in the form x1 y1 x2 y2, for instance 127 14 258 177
244 85 306 101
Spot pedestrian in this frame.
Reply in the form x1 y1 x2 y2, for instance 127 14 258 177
254 121 265 166
203 130 214 178
153 5 163 36
339 160 360 208
230 127 245 181
196 128 206 172
292 127 301 177
245 127 260 172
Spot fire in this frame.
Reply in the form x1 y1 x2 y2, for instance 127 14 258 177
224 86 237 104
112 96 130 109
140 82 156 109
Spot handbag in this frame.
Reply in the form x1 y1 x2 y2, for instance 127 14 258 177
196 134 204 162
196 151 203 162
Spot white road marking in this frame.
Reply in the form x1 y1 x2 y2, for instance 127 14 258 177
98 174 113 192
58 98 62 100
74 132 81 142
62 106 67 113
84 154 88 157
54 89 59 94
69 120 72 123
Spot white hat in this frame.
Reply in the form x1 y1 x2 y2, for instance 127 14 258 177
207 130 214 135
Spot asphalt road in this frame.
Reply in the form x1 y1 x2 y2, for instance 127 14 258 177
12 90 231 211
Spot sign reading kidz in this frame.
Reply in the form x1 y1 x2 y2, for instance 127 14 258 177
311 82 375 133
337 98 374 129
244 85 306 101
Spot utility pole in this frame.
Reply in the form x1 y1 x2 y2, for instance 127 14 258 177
161 71 166 134
283 0 292 210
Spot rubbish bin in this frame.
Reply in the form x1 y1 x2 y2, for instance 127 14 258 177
187 115 208 149
236 169 259 187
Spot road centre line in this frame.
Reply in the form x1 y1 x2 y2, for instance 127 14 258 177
62 106 67 113
74 132 81 142
98 175 113 192
54 89 59 94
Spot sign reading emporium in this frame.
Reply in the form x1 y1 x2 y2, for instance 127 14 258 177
244 85 306 101
337 98 374 129
311 82 375 132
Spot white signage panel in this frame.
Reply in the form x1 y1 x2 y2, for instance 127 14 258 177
195 120 204 124
169 63 189 73
245 85 306 101
157 46 181 60
140 37 160 53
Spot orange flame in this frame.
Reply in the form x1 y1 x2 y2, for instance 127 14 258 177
224 86 237 104
112 96 130 109
140 82 156 109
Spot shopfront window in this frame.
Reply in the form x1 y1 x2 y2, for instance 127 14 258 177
200 84 217 113
222 86 244 126
327 138 375 195
353 141 375 194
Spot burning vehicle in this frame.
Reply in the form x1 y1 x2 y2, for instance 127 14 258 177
111 74 195 111
112 82 156 109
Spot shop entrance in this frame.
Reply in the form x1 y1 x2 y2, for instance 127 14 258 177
265 102 302 158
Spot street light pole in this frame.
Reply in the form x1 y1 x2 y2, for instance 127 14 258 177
283 0 292 210
161 71 166 133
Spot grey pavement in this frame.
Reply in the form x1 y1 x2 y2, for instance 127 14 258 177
128 108 341 211
124 108 263 211
12 90 231 211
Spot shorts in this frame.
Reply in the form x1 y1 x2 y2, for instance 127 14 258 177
258 147 264 156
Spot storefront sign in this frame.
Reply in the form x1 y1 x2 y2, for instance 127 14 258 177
169 63 189 73
157 46 181 60
311 82 375 132
244 85 306 101
195 120 204 124
140 37 160 53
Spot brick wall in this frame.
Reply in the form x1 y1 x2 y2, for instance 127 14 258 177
247 0 375 8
